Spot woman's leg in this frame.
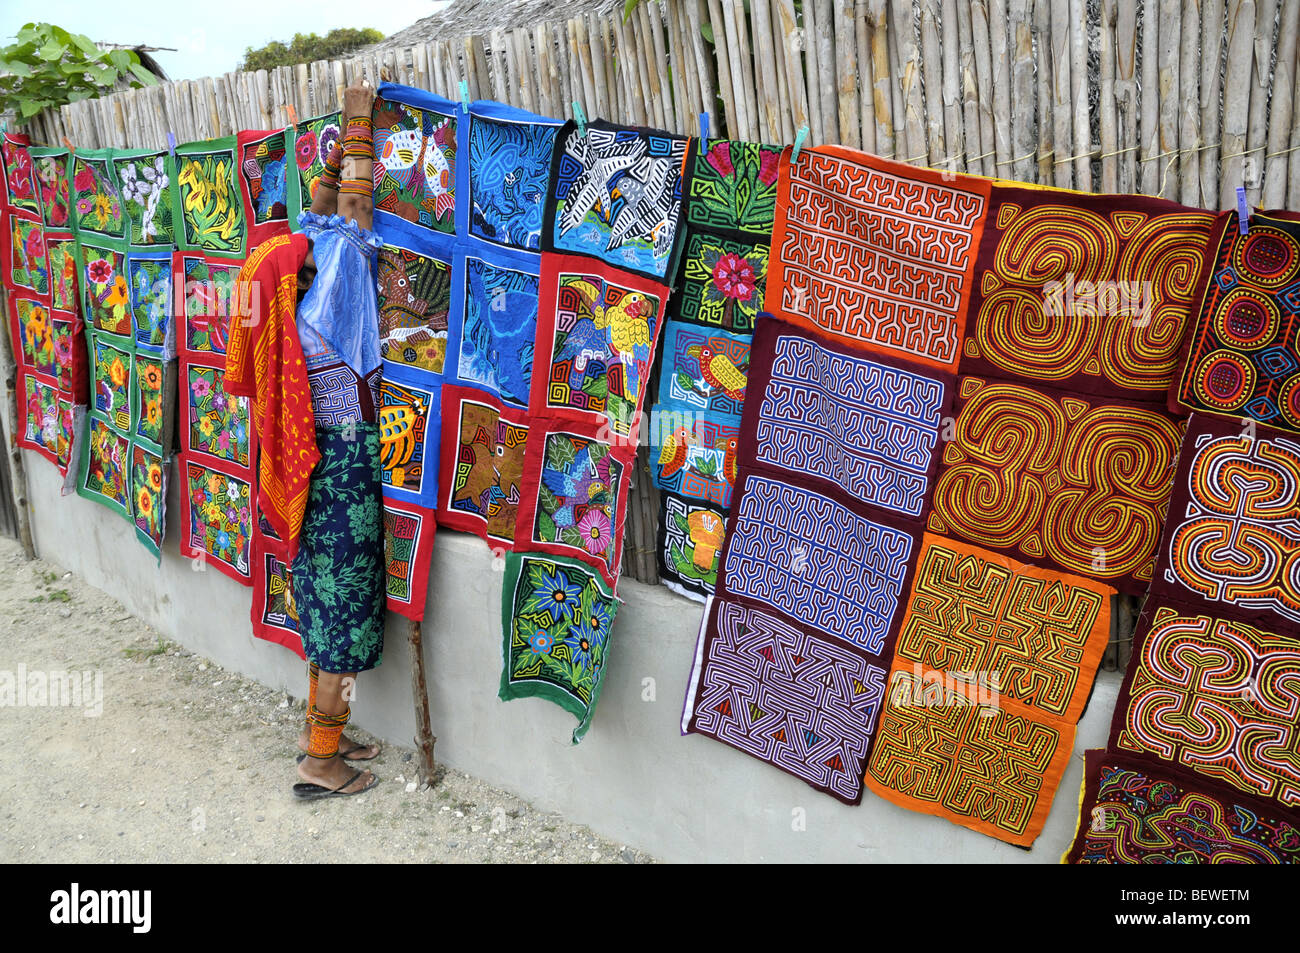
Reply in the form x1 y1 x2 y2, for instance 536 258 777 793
297 669 374 793
298 662 379 759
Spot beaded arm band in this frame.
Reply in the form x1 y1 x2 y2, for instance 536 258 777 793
316 143 343 191
339 116 373 196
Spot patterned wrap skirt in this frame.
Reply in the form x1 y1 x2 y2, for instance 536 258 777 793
291 423 386 673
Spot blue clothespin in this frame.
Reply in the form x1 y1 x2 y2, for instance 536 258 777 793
791 124 809 163
459 80 470 114
166 132 176 157
573 101 587 137
699 112 709 143
1236 186 1249 235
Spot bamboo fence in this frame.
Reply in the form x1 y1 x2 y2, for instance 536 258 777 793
16 0 1300 665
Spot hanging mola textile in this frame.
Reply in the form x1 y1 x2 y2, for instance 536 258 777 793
650 138 780 602
4 135 88 493
66 141 181 560
495 117 690 742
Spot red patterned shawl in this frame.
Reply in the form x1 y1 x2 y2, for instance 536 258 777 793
225 233 319 557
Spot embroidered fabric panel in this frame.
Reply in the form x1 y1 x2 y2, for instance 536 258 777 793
1152 414 1300 630
1175 211 1300 431
372 88 458 247
287 111 341 228
531 254 667 439
765 144 989 372
1064 749 1300 864
70 150 126 240
897 533 1114 723
720 472 916 656
376 243 452 375
656 492 727 602
500 551 620 744
864 659 1075 847
437 385 530 547
466 109 559 252
683 596 889 804
381 497 435 621
450 249 539 405
30 147 71 230
113 149 175 248
651 409 740 507
1110 601 1300 809
249 541 305 656
172 139 246 257
963 186 1215 398
76 229 174 557
750 324 950 518
514 423 630 585
543 120 691 282
928 376 1184 593
656 322 751 417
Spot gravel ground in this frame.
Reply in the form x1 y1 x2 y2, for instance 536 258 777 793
0 537 654 864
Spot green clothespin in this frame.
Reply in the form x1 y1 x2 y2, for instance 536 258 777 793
459 80 470 114
573 101 587 137
791 124 809 163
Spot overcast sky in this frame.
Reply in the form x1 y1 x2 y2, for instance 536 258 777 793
2 1 452 81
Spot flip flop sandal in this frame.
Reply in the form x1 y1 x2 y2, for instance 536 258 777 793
292 770 379 800
295 743 380 765
340 743 381 761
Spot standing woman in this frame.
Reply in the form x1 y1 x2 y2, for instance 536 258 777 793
226 79 386 799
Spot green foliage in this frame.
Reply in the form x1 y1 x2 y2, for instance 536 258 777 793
0 23 158 121
241 28 384 71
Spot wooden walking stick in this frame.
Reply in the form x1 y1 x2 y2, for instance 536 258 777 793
0 293 37 560
407 618 438 784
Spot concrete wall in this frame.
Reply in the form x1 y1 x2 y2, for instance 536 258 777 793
21 446 1116 863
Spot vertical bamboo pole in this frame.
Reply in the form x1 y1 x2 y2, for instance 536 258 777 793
1009 0 1035 181
407 620 438 784
855 0 876 151
1051 0 1075 190
1245 0 1278 204
1139 0 1161 193
1289 18 1300 207
749 0 781 141
1178 0 1202 206
1034 0 1055 184
1115 0 1138 192
817 0 841 143
971 0 998 176
1220 0 1256 209
940 0 964 171
867 0 895 158
956 0 979 172
775 0 809 142
802 0 827 141
893 0 926 161
1070 0 1091 189
1200 0 1225 204
1264 0 1298 206
1155 0 1181 199
1099 0 1119 192
705 0 740 138
918 0 946 164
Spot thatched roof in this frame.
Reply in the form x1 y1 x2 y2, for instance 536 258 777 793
370 0 621 49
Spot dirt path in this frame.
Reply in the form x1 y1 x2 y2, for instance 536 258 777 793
0 537 653 864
